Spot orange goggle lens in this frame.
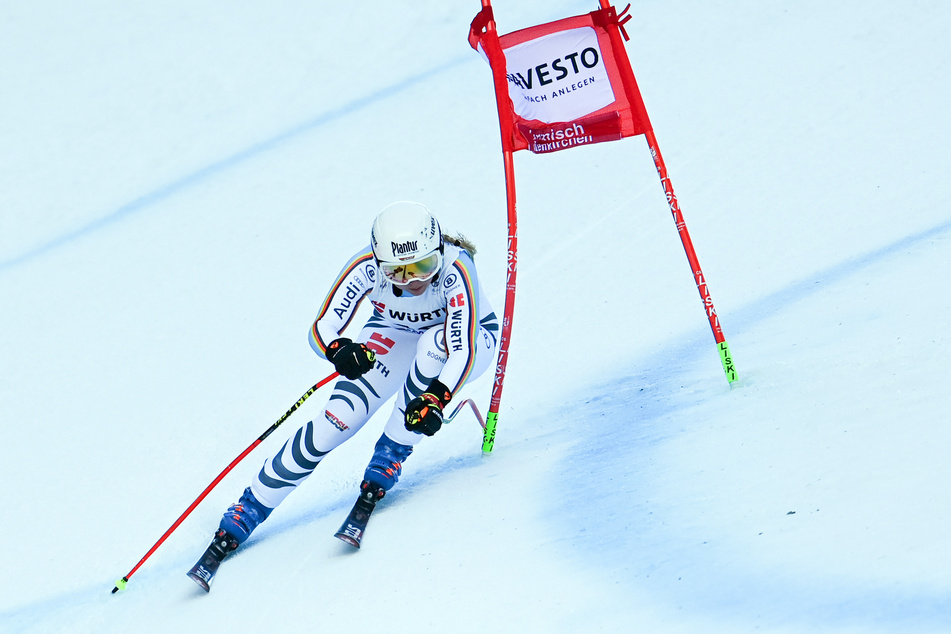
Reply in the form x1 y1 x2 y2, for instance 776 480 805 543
380 252 440 283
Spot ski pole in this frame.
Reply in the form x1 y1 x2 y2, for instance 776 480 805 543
111 371 339 593
445 398 486 430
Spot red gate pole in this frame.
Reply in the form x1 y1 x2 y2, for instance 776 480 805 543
645 131 737 383
484 148 518 452
599 0 737 384
470 0 519 452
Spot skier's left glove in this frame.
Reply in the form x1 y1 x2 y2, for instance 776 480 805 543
404 379 452 437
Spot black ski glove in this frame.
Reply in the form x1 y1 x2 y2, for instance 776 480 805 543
326 338 375 380
404 379 452 437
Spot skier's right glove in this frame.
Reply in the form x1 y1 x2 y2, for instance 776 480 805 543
404 379 452 437
404 393 444 436
325 338 376 380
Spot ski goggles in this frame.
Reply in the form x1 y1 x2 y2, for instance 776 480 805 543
380 251 441 284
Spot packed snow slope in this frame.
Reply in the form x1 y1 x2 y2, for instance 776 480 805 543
2 1 950 632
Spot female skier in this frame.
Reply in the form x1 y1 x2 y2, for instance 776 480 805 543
188 201 498 590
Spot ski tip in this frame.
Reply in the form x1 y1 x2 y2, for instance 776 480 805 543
187 571 212 592
335 533 361 549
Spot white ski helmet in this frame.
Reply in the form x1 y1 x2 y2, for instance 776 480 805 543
371 201 444 284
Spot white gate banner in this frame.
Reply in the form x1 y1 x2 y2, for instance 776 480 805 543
503 27 616 124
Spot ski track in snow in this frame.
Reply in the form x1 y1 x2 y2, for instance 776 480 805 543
553 221 951 632
0 56 471 272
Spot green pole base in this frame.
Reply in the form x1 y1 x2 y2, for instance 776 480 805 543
718 340 739 385
482 411 498 453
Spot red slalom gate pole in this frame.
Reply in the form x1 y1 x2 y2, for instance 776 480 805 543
484 148 518 452
111 372 339 593
597 0 737 384
645 131 737 383
472 0 520 453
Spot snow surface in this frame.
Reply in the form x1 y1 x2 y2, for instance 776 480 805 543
2 1 950 632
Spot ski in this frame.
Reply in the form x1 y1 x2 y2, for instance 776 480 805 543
186 555 219 592
186 529 238 592
334 482 385 548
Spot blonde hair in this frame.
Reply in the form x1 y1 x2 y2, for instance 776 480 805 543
443 233 477 259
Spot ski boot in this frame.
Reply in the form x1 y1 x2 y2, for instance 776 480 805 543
187 487 271 591
363 433 413 491
218 487 272 543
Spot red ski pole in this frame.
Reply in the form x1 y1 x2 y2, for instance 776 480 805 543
111 372 339 593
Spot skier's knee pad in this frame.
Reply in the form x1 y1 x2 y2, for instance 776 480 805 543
363 434 414 491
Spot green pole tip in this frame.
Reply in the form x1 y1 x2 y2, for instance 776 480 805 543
481 411 498 453
717 341 738 384
112 577 128 593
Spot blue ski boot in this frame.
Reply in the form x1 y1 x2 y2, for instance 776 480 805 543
186 487 272 592
333 434 413 548
218 486 272 545
363 434 414 492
